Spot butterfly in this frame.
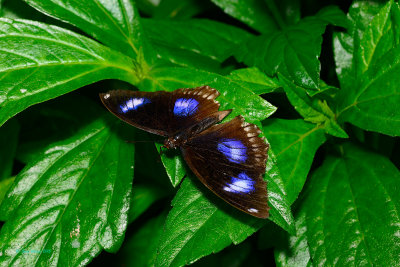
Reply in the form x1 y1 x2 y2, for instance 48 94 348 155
99 86 270 218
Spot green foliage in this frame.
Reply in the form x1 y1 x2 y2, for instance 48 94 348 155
0 0 399 266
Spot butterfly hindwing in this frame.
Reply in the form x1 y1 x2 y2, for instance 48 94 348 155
182 116 270 218
100 86 270 218
100 86 222 136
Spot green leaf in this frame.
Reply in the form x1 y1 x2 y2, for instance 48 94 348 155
278 75 348 138
23 0 151 62
0 118 135 265
357 1 397 76
0 18 136 127
265 149 296 234
210 0 278 33
156 143 190 187
235 6 348 90
128 184 169 223
303 143 400 266
142 18 251 71
155 156 294 266
228 67 280 95
263 119 326 204
121 211 167 267
337 46 400 136
333 1 389 90
0 119 19 181
274 208 312 267
335 1 400 136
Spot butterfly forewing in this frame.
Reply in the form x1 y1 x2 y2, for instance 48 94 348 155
100 86 270 218
182 116 270 218
100 86 222 136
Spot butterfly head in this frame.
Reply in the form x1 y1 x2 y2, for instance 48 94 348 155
163 136 180 149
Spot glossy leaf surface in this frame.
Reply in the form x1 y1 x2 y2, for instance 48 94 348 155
142 18 251 71
228 67 280 95
263 119 326 204
235 6 348 90
210 0 277 33
23 0 149 61
0 18 135 127
335 1 400 136
303 144 400 266
0 118 135 265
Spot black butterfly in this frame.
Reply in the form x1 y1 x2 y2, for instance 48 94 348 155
100 86 270 218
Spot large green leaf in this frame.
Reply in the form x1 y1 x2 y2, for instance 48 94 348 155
23 0 151 62
278 75 348 138
337 45 400 136
263 119 326 204
335 1 400 136
0 118 135 266
265 149 295 234
235 6 348 90
303 143 400 266
334 1 388 91
0 119 19 181
0 18 135 127
210 0 277 33
142 18 251 66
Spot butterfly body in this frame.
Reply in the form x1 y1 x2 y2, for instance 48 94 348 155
163 110 231 149
100 86 270 218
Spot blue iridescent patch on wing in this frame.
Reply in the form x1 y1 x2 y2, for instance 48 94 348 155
224 172 255 194
173 98 199 117
120 97 150 113
217 138 247 164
